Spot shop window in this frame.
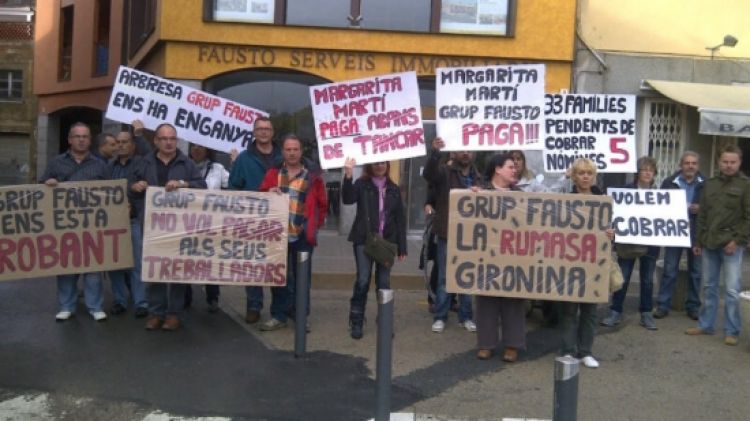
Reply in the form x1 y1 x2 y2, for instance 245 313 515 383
92 0 111 77
212 0 276 23
644 99 686 186
58 5 73 81
360 0 431 32
286 0 350 28
439 0 513 35
128 0 157 58
0 70 22 101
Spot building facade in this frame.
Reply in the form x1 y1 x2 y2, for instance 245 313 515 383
124 0 576 232
576 0 750 183
33 0 124 178
0 0 35 185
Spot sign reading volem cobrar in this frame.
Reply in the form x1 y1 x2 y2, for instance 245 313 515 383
446 190 612 303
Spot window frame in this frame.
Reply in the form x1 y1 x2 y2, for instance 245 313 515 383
0 69 23 102
204 0 516 37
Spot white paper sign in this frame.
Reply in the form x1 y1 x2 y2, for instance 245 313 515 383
309 71 425 169
436 64 545 151
608 188 691 247
544 94 637 173
105 66 268 153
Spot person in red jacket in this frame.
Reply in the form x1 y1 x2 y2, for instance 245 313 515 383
258 134 327 332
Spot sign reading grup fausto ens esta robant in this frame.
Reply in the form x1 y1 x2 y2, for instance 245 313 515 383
447 190 613 303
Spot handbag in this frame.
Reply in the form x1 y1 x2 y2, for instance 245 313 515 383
608 256 625 292
616 243 648 259
361 186 398 268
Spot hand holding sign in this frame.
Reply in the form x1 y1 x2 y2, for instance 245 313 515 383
343 157 356 179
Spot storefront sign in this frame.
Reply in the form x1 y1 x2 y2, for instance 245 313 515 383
446 190 612 303
309 71 425 169
0 180 132 281
699 108 750 138
436 64 546 151
105 66 268 153
608 188 690 247
543 94 637 173
142 188 289 286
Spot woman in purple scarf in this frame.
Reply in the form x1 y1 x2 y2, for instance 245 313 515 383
342 158 407 339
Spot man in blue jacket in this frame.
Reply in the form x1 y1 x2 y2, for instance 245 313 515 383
228 116 282 324
654 151 705 320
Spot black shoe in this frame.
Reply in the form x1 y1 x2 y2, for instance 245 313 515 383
207 300 219 313
110 303 127 315
653 308 669 319
687 310 699 320
350 321 363 339
134 307 149 319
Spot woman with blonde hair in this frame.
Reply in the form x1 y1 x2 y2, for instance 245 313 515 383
559 158 614 368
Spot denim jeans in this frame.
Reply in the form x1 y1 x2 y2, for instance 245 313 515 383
148 282 187 318
435 238 472 323
612 255 656 313
656 247 702 312
699 247 743 336
111 220 147 309
245 286 263 312
57 272 103 313
350 244 391 315
560 302 597 358
271 237 313 322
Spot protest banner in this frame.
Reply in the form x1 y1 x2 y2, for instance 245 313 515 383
105 66 268 153
142 188 289 286
436 64 546 151
309 71 425 169
446 190 612 303
0 180 132 281
608 188 690 248
543 94 637 173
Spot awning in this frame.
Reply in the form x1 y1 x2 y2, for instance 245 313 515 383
646 80 750 138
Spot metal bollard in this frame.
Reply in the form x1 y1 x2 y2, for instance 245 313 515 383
553 355 580 421
294 251 310 358
375 289 394 421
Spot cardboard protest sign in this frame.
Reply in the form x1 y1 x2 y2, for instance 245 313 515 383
608 188 690 247
142 188 289 286
543 94 637 173
309 71 425 169
105 66 268 153
436 64 546 151
446 190 612 303
0 180 132 281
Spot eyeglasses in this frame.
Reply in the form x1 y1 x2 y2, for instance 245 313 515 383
254 127 273 132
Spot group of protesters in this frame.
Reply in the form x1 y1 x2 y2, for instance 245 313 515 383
39 116 750 368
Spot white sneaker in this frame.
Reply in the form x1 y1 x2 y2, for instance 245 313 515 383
581 355 599 368
431 320 445 333
90 311 107 322
55 311 72 321
460 320 477 332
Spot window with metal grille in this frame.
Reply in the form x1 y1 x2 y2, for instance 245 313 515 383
0 70 22 101
643 99 686 186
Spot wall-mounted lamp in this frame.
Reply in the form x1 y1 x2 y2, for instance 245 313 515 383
706 35 738 59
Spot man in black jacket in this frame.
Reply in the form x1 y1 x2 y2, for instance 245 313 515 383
131 123 207 331
422 137 481 334
654 151 705 320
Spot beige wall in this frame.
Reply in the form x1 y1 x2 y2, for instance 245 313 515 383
579 0 750 58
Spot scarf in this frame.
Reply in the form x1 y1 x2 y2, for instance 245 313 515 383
371 176 387 235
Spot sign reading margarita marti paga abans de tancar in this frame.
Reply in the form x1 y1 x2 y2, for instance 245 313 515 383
436 64 546 151
105 66 269 153
142 188 289 286
309 71 425 169
0 180 133 281
543 94 637 173
446 190 612 303
608 188 691 248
